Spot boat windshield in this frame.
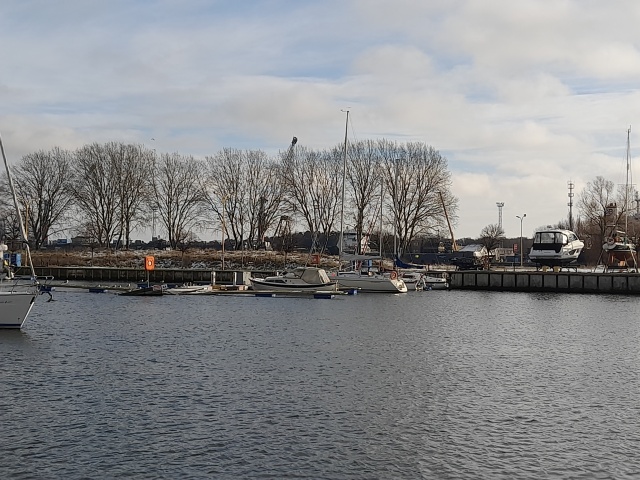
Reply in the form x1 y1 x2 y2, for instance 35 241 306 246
534 232 568 245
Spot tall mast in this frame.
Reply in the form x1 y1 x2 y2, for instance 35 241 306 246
338 109 349 257
626 126 631 234
379 178 383 258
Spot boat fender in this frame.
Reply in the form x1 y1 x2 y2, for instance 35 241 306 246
390 271 398 280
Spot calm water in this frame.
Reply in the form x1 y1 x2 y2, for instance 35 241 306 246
2 289 640 479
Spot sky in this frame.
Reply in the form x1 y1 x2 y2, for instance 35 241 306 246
2 0 640 241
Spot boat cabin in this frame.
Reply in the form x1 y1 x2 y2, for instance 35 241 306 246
532 230 578 251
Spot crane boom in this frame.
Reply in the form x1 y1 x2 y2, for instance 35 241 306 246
439 191 459 252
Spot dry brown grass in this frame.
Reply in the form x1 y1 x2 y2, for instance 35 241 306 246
30 248 342 271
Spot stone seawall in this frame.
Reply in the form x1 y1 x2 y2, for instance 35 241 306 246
27 266 253 286
449 270 640 294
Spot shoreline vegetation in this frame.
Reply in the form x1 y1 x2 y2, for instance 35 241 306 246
28 249 352 271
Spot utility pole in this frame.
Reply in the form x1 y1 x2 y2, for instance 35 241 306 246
567 180 574 231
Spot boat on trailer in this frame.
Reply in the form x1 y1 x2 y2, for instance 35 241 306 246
600 127 638 271
529 229 584 268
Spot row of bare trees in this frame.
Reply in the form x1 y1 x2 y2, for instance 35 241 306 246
0 139 459 253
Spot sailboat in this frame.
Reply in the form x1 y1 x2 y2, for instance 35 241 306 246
0 134 40 328
329 110 407 293
602 126 638 271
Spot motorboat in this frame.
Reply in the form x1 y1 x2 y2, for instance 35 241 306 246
165 284 214 295
329 269 408 293
249 267 338 292
120 284 165 296
528 229 584 267
399 270 448 291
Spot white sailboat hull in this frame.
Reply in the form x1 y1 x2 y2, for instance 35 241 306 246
250 278 338 292
330 272 408 293
400 270 449 290
0 290 37 328
250 267 338 292
165 285 214 295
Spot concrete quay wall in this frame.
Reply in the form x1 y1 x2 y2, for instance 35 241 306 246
29 266 251 286
449 270 640 294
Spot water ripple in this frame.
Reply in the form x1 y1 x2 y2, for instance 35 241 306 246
1 290 640 478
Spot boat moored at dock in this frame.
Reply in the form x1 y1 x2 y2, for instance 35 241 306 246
249 267 338 292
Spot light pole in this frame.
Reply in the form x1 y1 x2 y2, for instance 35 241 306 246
221 197 227 271
496 202 504 229
516 214 526 267
151 206 157 242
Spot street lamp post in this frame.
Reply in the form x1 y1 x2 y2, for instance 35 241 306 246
516 214 526 267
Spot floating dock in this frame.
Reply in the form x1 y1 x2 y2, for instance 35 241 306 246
449 270 640 294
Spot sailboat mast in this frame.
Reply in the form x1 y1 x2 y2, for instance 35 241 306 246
379 177 383 258
626 126 631 235
338 110 349 257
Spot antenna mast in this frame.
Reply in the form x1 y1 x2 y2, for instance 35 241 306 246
567 180 574 231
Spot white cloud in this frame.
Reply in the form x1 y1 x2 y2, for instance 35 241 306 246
2 0 640 239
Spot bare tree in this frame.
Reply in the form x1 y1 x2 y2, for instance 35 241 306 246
280 144 315 231
204 148 250 250
346 139 382 254
577 176 616 246
479 223 505 268
71 143 121 246
151 153 207 249
110 143 154 249
7 147 75 249
244 150 285 248
313 149 343 252
280 143 342 252
381 140 457 255
0 207 22 250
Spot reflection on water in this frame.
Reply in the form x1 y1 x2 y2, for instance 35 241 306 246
2 290 640 479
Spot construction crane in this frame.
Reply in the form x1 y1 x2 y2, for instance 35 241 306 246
273 215 293 252
439 191 459 252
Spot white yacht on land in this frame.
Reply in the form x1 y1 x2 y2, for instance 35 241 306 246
528 229 584 267
249 267 338 292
